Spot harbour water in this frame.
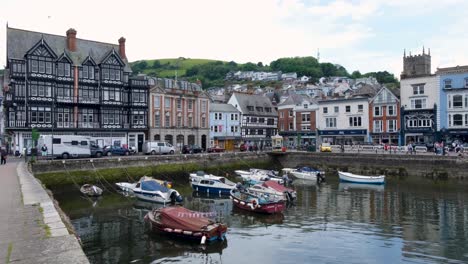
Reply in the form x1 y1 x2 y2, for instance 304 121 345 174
54 176 468 264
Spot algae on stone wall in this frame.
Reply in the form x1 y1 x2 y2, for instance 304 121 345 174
35 159 276 188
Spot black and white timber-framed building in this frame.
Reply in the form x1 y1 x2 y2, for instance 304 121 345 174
2 26 149 152
227 92 278 148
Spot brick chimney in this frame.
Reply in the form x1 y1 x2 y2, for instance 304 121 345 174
66 28 77 52
118 37 126 60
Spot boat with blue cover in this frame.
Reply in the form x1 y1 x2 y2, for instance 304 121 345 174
116 176 183 204
190 172 237 195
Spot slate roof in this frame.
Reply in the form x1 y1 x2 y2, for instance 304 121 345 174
7 27 132 72
210 103 240 113
232 93 277 117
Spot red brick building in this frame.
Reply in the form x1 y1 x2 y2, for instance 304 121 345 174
369 87 400 145
278 94 317 147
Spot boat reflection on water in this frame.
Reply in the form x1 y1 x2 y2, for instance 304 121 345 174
292 179 317 187
146 233 228 263
338 182 385 192
189 192 233 224
231 207 284 227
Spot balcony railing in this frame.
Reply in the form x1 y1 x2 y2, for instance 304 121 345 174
78 122 100 129
78 98 100 104
56 96 74 103
56 122 76 128
8 120 27 128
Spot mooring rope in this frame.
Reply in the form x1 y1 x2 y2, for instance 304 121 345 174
62 162 96 204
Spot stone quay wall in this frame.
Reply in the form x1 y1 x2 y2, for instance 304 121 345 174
32 152 270 174
270 152 468 180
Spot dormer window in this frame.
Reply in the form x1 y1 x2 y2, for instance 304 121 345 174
444 79 452 89
256 107 263 112
57 62 71 77
247 106 254 111
81 65 95 79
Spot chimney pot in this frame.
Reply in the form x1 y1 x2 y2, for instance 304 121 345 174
118 37 126 60
66 28 77 52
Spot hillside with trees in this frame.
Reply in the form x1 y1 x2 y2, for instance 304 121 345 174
131 57 399 89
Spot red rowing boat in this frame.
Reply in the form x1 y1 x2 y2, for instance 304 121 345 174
144 206 227 243
230 189 285 214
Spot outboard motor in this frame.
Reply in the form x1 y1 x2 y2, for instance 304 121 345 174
316 172 325 184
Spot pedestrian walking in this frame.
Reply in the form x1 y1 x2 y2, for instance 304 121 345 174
41 144 48 157
1 147 7 165
407 142 413 155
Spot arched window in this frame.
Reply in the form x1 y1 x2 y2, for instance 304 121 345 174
164 135 173 145
153 134 160 141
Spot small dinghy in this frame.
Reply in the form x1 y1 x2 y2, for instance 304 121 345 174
338 171 385 184
230 189 285 214
80 184 103 197
144 206 227 244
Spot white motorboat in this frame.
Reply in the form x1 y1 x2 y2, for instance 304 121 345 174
283 167 325 181
338 171 385 185
236 170 284 184
190 173 237 195
116 176 183 203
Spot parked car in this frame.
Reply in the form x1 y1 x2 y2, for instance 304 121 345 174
320 143 332 152
207 145 225 153
182 145 203 154
103 146 130 156
142 141 175 155
239 143 247 152
90 143 104 158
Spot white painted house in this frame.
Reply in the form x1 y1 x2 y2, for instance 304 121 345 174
400 75 439 144
316 97 370 145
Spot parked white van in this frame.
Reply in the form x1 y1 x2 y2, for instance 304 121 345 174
143 141 175 155
38 135 99 159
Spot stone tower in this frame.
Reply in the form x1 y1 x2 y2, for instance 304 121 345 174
401 47 431 79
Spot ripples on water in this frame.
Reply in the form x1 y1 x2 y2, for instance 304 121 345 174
54 178 468 264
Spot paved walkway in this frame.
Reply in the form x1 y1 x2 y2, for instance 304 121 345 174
0 158 89 264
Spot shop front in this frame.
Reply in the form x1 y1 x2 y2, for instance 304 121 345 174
318 129 368 145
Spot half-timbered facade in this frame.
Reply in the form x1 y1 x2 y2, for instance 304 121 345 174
228 93 278 148
3 27 149 152
148 78 210 151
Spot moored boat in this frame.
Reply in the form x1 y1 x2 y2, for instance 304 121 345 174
116 176 183 203
230 189 285 214
338 171 385 184
284 167 325 180
262 180 297 202
190 173 237 195
80 184 103 197
144 206 227 244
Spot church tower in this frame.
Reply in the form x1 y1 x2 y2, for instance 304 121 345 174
401 47 431 79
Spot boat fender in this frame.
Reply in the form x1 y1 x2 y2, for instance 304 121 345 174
193 232 203 237
233 199 239 203
201 235 207 245
183 231 193 235
248 203 255 210
240 201 246 205
164 228 173 233
174 229 182 233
